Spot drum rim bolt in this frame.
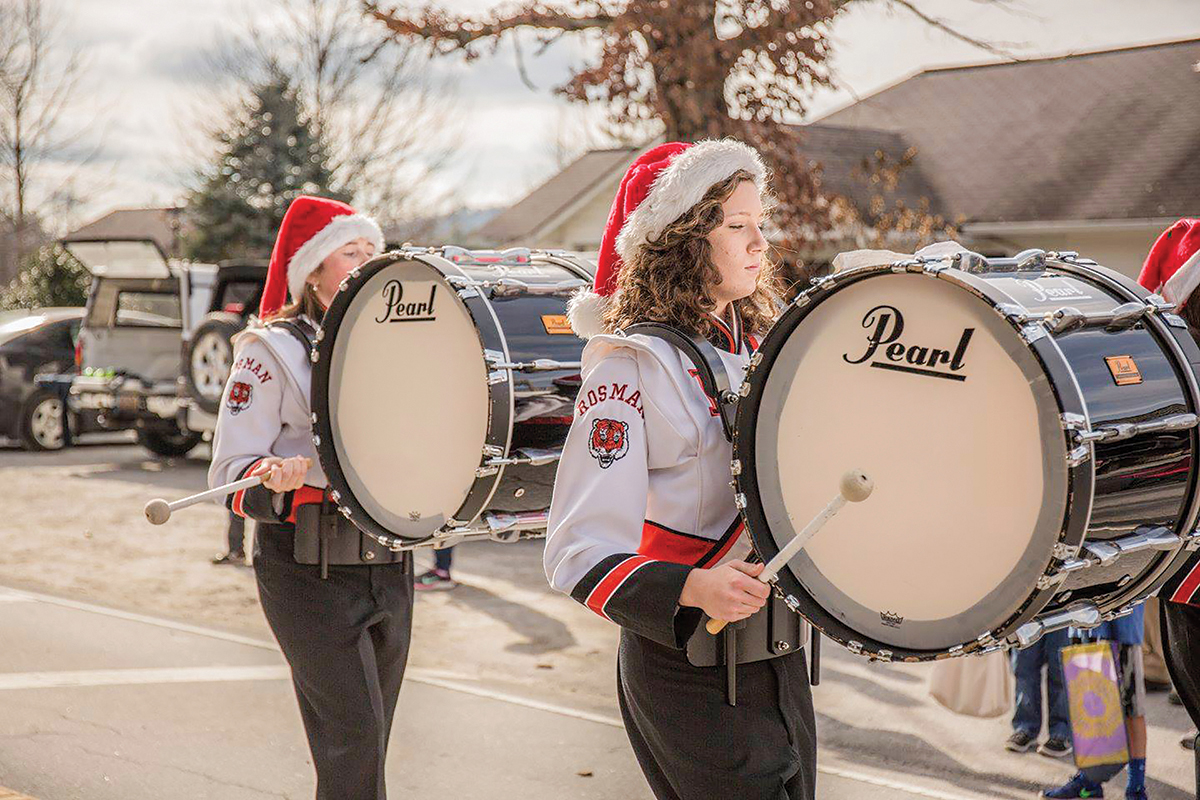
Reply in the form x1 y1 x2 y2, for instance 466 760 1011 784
774 640 791 652
364 550 376 560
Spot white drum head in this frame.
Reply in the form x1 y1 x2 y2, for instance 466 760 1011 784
753 273 1068 650
326 258 494 537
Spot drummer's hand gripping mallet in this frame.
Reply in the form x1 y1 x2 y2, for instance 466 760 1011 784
143 458 312 525
706 469 874 635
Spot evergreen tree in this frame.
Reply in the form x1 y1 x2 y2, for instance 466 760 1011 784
185 73 345 262
0 244 88 310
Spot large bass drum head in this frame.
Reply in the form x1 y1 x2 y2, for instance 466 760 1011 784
740 271 1069 657
314 254 500 542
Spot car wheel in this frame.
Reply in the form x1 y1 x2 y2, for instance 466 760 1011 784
186 312 244 415
20 390 67 451
137 426 203 458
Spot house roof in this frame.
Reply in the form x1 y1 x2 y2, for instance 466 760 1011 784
796 123 945 217
817 37 1200 224
477 148 638 244
63 207 186 256
481 129 943 244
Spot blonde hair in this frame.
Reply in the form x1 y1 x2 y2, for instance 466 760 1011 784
602 169 781 338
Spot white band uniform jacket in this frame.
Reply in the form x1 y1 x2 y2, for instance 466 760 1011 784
207 317 327 523
544 319 757 648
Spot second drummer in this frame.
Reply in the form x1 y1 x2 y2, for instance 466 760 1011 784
208 195 413 800
545 140 817 799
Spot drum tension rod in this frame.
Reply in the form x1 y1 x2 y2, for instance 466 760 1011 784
1053 526 1180 575
1003 302 1153 334
485 352 582 372
476 446 563 477
1071 413 1198 446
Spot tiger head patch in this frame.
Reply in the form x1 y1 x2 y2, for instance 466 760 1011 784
588 418 629 469
227 381 253 415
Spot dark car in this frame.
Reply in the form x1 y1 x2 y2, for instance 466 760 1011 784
0 308 98 450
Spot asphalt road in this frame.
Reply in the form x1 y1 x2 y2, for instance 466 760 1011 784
0 440 1196 799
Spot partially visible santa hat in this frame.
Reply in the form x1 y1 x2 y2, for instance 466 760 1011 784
1138 218 1200 306
567 138 767 338
258 195 384 317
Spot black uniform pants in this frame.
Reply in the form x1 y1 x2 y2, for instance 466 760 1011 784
617 630 817 800
1161 600 1200 799
254 522 414 800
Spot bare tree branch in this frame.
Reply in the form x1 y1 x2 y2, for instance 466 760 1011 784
363 1 615 56
0 0 106 280
884 0 1026 59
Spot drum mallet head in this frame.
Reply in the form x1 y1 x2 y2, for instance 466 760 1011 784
144 498 172 525
840 470 874 503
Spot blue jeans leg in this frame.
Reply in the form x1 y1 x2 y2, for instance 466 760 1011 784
1043 628 1071 740
1013 638 1044 735
434 546 453 572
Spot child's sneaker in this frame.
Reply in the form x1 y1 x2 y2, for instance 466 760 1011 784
415 568 456 591
1038 736 1073 759
1040 773 1104 798
1005 730 1036 752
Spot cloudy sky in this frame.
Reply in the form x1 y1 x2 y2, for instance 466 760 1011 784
32 0 1200 228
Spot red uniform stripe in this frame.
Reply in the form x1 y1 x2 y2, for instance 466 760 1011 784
585 555 653 620
1171 562 1200 605
285 485 330 524
230 458 265 518
697 521 744 568
639 521 715 564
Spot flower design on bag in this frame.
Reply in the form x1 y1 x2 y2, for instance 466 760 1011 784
588 418 629 468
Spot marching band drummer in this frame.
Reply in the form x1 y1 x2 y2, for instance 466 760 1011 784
208 195 414 800
545 140 818 799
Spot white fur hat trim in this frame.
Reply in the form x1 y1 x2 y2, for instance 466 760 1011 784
614 138 767 264
1162 246 1200 306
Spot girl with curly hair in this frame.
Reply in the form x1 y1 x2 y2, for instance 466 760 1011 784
544 140 816 799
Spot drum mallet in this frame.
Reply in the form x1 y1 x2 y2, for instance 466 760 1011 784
144 459 312 525
707 470 874 635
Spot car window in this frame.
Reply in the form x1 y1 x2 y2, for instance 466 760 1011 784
115 291 181 328
10 322 61 351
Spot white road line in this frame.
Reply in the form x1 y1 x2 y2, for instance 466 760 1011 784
413 674 626 728
0 665 290 691
819 765 982 800
1 585 977 800
0 595 32 603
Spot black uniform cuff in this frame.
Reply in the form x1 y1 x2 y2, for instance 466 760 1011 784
572 556 698 649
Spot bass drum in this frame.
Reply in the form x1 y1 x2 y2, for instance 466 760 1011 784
734 249 1200 662
311 246 592 547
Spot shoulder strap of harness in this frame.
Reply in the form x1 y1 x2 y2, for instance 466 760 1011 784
622 322 737 442
267 316 317 353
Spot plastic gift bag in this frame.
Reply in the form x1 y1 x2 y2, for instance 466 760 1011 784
928 649 1014 718
1061 640 1129 769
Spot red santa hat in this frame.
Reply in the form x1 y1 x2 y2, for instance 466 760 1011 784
258 195 384 317
1138 218 1200 306
567 138 768 338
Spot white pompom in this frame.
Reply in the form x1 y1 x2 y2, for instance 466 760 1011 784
567 289 610 339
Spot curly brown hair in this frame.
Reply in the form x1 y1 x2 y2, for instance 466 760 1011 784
602 169 782 339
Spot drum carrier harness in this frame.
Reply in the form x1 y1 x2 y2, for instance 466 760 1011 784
270 316 408 578
623 322 818 705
